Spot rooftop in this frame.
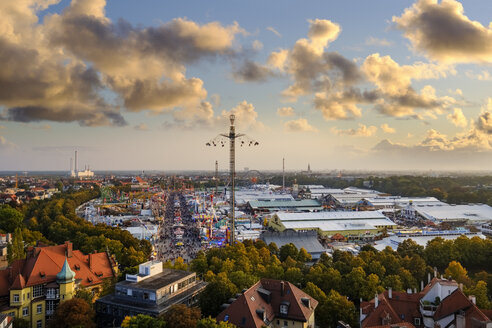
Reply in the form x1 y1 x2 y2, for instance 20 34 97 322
119 269 193 291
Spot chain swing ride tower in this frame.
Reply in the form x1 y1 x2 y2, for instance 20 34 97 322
206 114 258 245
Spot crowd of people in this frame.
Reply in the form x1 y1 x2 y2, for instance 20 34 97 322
156 192 205 263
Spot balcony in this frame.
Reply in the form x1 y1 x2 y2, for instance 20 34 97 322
46 309 54 316
46 292 59 300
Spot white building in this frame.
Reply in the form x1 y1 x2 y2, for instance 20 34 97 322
404 203 492 223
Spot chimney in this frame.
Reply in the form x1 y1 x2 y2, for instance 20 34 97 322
375 294 379 308
414 288 417 294
428 272 431 284
407 288 412 294
434 267 437 278
280 281 285 296
459 283 463 291
75 151 78 173
388 287 392 299
469 295 476 305
65 241 72 258
421 280 424 291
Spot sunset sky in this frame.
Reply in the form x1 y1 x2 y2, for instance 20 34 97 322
2 0 492 171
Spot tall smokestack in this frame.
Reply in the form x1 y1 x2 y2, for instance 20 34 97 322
282 158 285 192
70 157 73 173
75 150 78 173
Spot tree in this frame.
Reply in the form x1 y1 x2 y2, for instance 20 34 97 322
13 318 30 328
121 314 165 328
297 248 312 263
444 261 470 286
344 267 366 300
304 282 327 303
284 267 303 286
74 286 93 306
196 317 237 328
199 273 238 317
279 243 298 262
0 205 24 233
316 290 357 328
397 239 424 258
465 281 491 309
48 298 96 328
7 228 25 264
383 275 403 291
163 304 201 328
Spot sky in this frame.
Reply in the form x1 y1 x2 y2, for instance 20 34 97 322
2 0 492 172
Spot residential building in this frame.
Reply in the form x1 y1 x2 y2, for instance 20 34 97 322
360 278 492 328
217 278 318 328
0 241 117 328
96 261 207 326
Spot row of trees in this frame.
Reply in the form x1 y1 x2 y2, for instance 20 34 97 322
0 189 152 268
186 236 492 327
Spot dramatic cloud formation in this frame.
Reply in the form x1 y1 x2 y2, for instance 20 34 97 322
0 0 245 126
394 0 492 63
277 107 295 117
284 118 317 132
332 123 377 136
361 53 455 117
447 108 467 127
380 123 396 133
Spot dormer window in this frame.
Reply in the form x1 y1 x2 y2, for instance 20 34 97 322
280 304 288 315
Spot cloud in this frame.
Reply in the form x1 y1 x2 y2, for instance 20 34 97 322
0 136 16 149
0 0 247 126
219 101 265 131
365 37 392 47
380 123 396 133
169 100 265 131
284 118 317 132
393 0 492 63
362 53 456 117
266 26 281 38
466 70 492 81
252 40 263 50
232 61 275 82
277 107 295 117
447 108 467 127
332 123 377 136
134 123 149 131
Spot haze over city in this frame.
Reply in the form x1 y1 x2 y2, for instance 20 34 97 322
2 0 492 171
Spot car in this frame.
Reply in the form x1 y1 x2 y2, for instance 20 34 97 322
176 242 184 246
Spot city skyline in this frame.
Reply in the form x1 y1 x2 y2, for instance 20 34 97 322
2 0 492 171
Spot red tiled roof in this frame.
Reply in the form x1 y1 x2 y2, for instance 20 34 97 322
217 279 318 328
434 289 490 325
0 242 115 296
10 274 25 290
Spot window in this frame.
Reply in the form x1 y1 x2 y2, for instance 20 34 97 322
27 293 30 299
280 304 288 315
13 294 19 303
22 307 28 316
284 321 288 326
143 292 149 300
36 320 42 328
414 318 421 326
33 285 44 298
8 312 14 317
37 304 42 314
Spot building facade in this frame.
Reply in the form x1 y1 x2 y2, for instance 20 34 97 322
96 261 207 326
0 242 117 328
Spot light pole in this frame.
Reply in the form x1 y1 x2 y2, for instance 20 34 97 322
206 114 258 245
